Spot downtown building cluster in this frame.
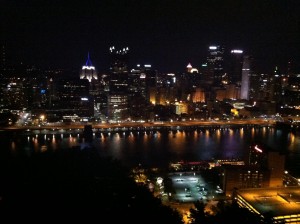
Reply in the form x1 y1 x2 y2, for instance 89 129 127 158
0 44 300 125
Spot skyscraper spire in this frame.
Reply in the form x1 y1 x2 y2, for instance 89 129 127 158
85 52 93 67
80 52 97 82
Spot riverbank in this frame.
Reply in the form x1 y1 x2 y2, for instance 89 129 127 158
0 118 275 132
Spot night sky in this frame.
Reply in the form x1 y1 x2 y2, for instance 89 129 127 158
1 0 300 73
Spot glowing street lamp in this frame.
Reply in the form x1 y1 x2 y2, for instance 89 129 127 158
40 114 45 121
156 177 163 185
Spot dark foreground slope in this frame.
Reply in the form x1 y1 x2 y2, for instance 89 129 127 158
0 146 183 223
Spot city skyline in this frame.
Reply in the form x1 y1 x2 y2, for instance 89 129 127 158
1 0 300 73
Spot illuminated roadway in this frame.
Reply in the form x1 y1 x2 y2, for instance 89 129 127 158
1 118 276 131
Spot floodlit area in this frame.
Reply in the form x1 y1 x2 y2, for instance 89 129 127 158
169 172 212 203
162 171 227 224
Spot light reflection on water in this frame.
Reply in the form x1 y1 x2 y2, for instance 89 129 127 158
2 127 300 176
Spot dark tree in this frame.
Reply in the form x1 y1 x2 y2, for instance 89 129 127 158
189 200 210 224
212 200 262 224
189 199 263 224
0 146 183 223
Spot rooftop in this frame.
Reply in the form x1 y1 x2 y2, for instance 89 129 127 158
236 186 300 217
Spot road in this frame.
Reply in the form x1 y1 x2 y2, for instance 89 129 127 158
1 118 275 131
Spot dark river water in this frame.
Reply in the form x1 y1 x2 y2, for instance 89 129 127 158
1 126 300 176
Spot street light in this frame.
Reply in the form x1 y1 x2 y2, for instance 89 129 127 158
157 177 163 185
40 114 45 121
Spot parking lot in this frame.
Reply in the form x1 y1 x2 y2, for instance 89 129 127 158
168 171 221 203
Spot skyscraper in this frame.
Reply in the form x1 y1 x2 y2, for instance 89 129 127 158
109 46 129 74
227 49 244 86
207 45 225 86
240 56 251 100
107 46 130 121
80 52 98 82
108 46 129 93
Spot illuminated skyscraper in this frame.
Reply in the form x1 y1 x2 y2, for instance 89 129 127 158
186 63 192 73
109 46 129 74
207 45 225 86
240 56 251 100
80 52 98 82
107 46 130 121
108 46 129 93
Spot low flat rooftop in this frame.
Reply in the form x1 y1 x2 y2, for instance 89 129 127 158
236 186 300 217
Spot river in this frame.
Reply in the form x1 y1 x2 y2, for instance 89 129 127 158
1 125 300 177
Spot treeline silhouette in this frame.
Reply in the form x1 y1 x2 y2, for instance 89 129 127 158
0 146 182 223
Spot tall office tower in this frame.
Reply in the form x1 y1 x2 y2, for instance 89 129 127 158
207 45 225 86
248 73 261 101
108 46 129 93
127 64 155 120
109 46 129 74
80 53 98 82
269 66 282 102
107 46 130 121
240 56 251 100
227 50 244 86
128 64 156 100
